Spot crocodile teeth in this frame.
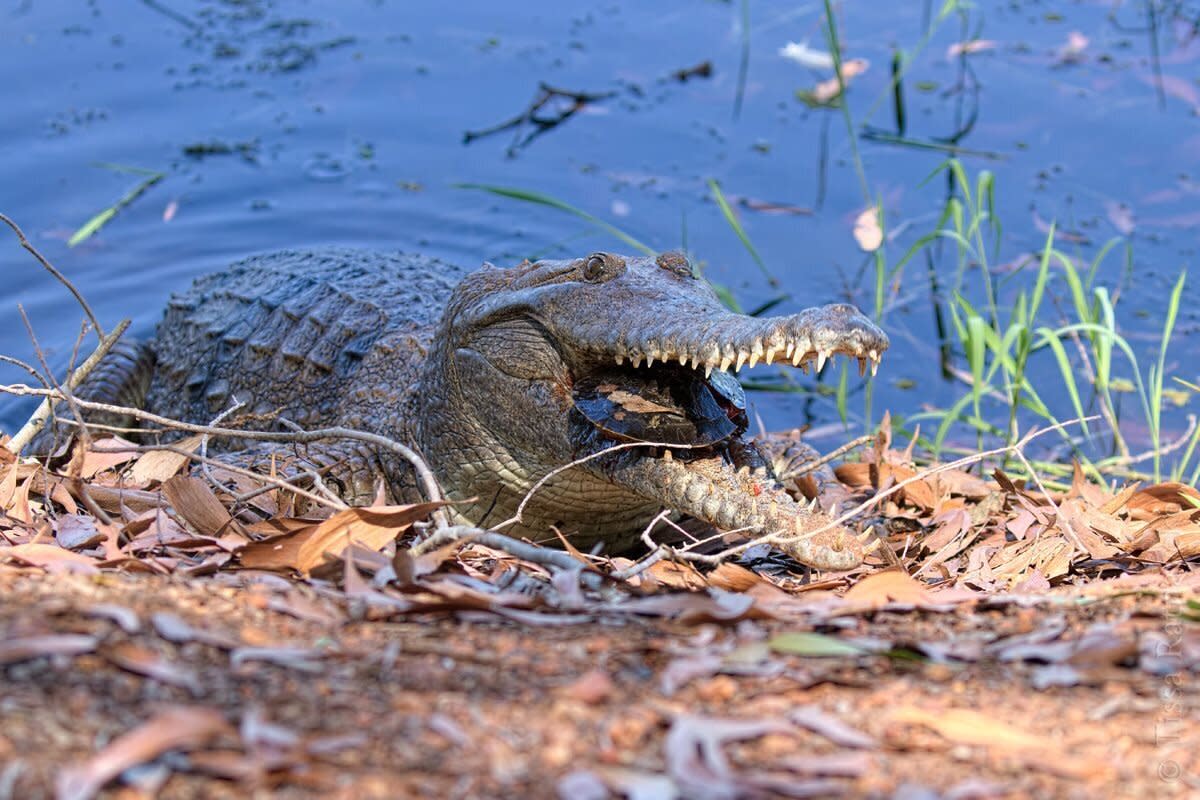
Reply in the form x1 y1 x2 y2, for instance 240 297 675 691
765 345 778 365
748 339 764 368
705 365 713 378
631 353 643 368
816 350 828 373
735 351 748 372
615 354 624 366
720 355 732 372
678 353 688 367
646 353 655 367
870 358 879 377
785 340 795 359
791 349 803 367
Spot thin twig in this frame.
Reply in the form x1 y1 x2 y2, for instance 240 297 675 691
199 398 246 494
0 385 446 520
88 442 346 512
0 355 51 388
17 313 114 526
670 416 1102 567
0 213 104 339
787 433 874 475
490 440 700 533
5 320 131 455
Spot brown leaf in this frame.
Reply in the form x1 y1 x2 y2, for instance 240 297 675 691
0 633 98 665
1127 482 1200 519
105 642 200 691
56 707 230 800
787 706 877 749
129 435 202 485
664 715 793 797
0 542 99 574
52 514 104 550
237 502 443 575
888 706 1048 751
561 669 615 705
76 436 140 478
834 462 872 489
843 569 932 606
162 475 240 538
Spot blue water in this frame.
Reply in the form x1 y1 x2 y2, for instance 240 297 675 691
1 0 1196 456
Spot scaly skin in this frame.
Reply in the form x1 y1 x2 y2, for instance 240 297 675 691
67 249 890 569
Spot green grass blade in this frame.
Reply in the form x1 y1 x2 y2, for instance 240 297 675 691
455 183 654 255
69 171 165 247
707 178 777 285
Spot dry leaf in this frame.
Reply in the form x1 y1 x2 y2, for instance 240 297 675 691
0 633 98 665
77 436 139 478
843 569 932 606
56 707 230 800
162 475 240 538
238 502 443 575
129 435 202 485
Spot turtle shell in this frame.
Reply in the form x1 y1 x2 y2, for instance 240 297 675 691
572 367 747 446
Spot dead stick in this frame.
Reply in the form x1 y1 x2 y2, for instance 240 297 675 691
0 385 445 519
5 319 130 455
0 213 104 340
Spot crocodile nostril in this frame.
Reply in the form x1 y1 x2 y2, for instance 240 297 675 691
655 251 694 278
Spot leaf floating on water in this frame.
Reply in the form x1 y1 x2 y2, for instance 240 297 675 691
946 39 997 58
796 58 869 107
853 204 884 252
778 40 834 69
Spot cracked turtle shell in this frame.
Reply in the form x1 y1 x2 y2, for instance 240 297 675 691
572 367 747 446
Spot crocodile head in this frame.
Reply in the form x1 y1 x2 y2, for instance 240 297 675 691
416 251 888 568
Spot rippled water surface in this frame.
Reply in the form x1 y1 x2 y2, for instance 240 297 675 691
2 0 1197 451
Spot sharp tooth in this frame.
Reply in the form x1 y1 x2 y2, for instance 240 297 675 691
735 351 748 372
869 349 879 362
632 353 643 368
858 357 866 377
785 340 795 359
678 353 688 367
720 355 732 372
748 339 763 368
646 353 655 367
662 449 673 461
870 359 879 377
816 350 828 373
615 354 624 365
791 349 803 367
705 364 713 378
765 346 778 365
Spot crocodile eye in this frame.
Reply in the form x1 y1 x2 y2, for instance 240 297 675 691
581 252 624 282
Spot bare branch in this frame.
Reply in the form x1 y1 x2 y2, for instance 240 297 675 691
0 385 446 519
5 320 131 455
0 213 104 340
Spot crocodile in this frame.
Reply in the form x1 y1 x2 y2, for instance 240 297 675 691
49 249 889 569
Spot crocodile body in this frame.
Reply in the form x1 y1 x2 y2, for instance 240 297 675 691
62 249 890 568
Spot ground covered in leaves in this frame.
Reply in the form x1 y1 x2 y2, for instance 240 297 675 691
1 430 1197 799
